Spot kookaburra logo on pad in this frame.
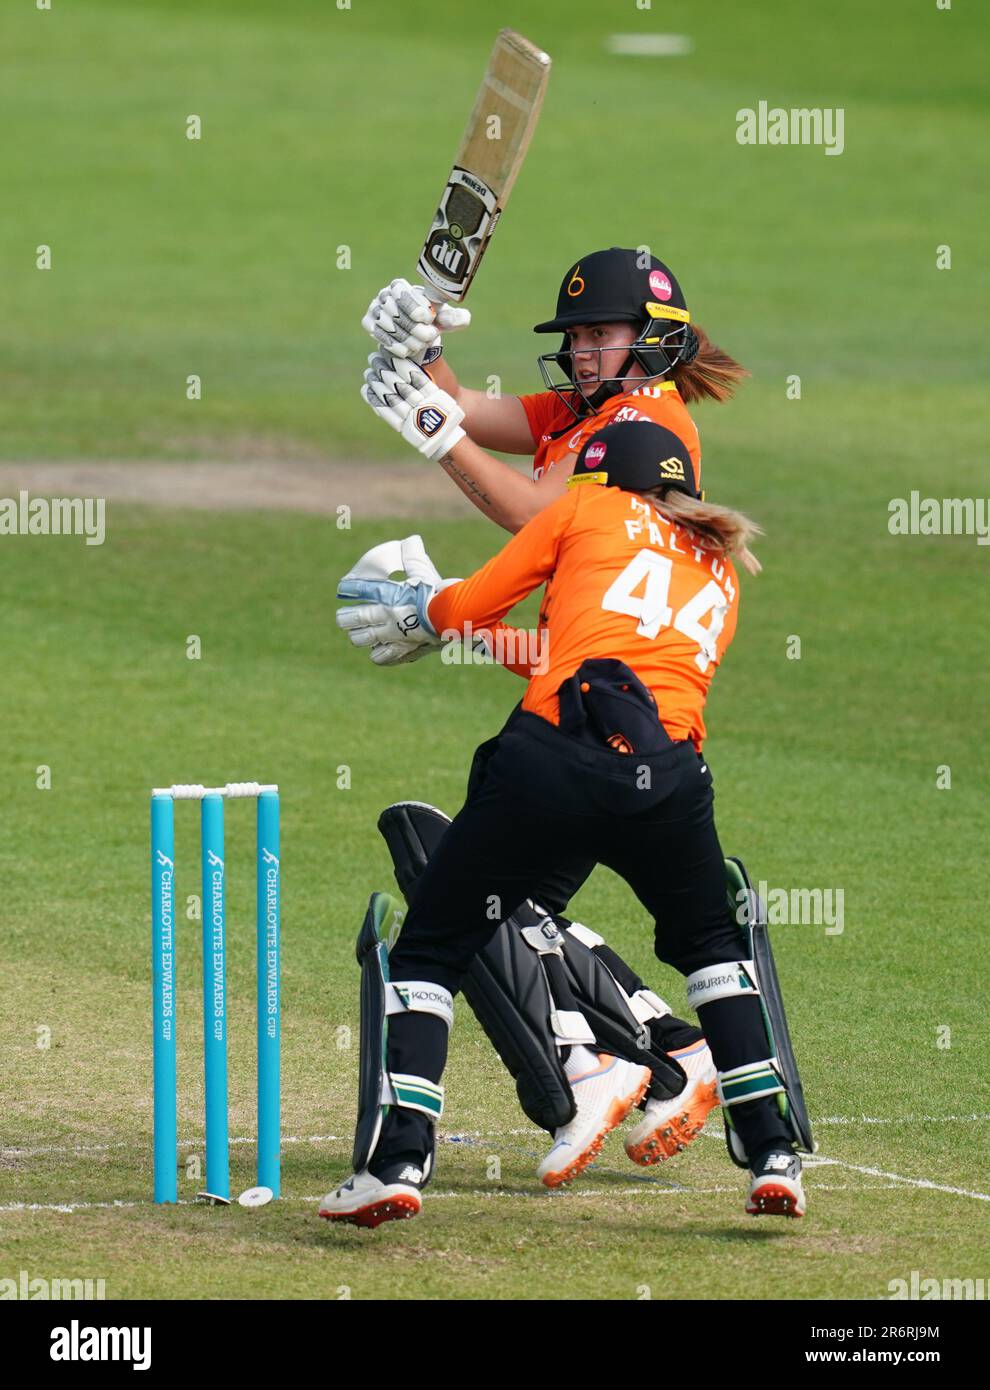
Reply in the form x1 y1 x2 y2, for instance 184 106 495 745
416 406 447 437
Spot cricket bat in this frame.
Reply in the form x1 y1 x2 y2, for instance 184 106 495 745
416 29 551 304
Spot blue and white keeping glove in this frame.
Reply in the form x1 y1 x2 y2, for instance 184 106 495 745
361 352 465 460
361 278 471 364
336 535 455 666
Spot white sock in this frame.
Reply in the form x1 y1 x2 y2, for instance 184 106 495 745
564 1044 602 1080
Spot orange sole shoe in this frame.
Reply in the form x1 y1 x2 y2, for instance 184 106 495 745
542 1070 651 1189
625 1076 720 1166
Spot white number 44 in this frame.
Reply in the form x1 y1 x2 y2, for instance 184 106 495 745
601 550 727 673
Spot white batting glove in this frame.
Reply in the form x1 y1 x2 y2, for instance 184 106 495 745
335 536 455 666
361 278 471 363
361 352 466 460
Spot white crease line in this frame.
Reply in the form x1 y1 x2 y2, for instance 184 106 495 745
812 1157 990 1203
1 1131 531 1160
1 1134 351 1159
0 1183 906 1215
10 1114 986 1158
812 1114 990 1126
4 1115 988 1161
0 1200 142 1214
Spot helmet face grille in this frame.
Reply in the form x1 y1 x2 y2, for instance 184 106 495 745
537 318 689 419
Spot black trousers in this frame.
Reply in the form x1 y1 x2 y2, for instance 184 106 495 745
377 713 791 1170
463 708 704 1052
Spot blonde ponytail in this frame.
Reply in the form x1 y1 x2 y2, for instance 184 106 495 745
638 488 763 575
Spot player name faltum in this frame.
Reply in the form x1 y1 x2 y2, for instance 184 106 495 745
0 489 105 545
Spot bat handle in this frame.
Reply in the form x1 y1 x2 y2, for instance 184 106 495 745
421 285 452 308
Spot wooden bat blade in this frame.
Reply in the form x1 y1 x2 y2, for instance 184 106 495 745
418 29 551 303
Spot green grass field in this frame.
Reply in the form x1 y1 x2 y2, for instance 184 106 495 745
2 0 988 1301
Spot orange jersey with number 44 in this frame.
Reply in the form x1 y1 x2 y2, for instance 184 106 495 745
429 485 739 750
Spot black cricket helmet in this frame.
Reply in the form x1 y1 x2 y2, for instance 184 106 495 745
534 247 698 416
568 420 700 498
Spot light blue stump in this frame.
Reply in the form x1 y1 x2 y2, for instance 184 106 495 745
256 791 281 1196
201 794 229 1200
151 794 177 1203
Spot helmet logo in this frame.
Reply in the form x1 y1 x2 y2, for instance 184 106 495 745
648 269 673 301
566 265 585 297
585 442 607 466
658 455 686 481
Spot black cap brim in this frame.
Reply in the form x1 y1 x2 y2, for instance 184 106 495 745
534 310 643 334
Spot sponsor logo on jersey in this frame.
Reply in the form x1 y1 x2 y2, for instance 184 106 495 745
649 269 673 301
416 405 447 436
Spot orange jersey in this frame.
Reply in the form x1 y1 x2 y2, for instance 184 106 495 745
429 486 739 750
519 382 702 489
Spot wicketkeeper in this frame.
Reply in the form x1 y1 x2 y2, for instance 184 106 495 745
323 420 813 1227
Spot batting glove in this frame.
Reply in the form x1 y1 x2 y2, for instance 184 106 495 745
361 278 471 364
336 536 456 666
361 352 466 460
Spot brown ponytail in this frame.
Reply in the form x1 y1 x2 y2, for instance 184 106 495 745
637 488 763 576
672 325 749 404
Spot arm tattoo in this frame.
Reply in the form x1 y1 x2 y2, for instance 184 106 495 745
438 455 494 508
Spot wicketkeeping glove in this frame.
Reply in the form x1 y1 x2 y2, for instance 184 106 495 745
361 278 471 363
361 352 465 460
336 535 456 667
